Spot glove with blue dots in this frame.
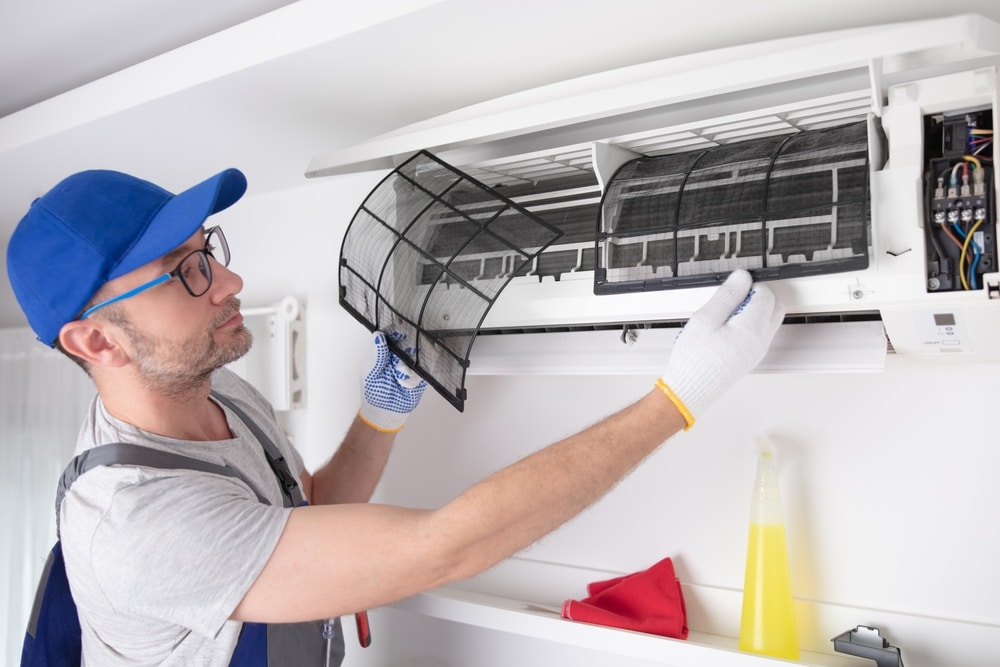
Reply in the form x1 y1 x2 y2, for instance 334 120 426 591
358 331 428 433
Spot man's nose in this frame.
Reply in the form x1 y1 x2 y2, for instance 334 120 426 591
208 256 243 302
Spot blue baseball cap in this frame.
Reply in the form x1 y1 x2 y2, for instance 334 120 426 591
7 168 248 346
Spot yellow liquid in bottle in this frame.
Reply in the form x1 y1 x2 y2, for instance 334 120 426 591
738 522 799 660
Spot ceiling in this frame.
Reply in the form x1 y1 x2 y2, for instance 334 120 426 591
2 0 1000 330
0 0 298 118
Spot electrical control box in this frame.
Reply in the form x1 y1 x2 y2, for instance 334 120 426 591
924 109 996 292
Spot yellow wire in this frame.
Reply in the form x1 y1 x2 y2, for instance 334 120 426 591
960 218 985 291
963 155 982 169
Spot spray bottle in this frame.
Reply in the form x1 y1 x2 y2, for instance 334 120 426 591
738 434 799 660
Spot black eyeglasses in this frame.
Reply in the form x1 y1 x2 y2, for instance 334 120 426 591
80 226 230 319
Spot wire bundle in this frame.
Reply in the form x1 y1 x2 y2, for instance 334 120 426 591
970 128 994 158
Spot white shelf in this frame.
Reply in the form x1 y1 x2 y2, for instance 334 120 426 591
388 586 861 667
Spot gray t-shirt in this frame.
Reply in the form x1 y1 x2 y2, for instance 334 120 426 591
60 368 308 665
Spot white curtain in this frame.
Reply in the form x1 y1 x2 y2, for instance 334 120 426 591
0 327 95 665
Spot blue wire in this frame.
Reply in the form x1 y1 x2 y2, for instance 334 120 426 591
950 223 976 289
971 237 982 290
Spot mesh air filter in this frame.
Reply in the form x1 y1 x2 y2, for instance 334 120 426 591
597 120 871 293
339 151 563 411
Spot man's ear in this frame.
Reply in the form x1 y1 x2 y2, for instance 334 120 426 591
59 319 129 367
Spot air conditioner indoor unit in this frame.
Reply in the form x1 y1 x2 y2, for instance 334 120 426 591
309 14 1000 410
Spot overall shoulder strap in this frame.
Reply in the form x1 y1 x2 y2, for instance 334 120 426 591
58 389 302 531
56 443 269 536
210 390 304 508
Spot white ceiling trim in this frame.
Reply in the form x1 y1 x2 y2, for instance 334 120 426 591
0 0 445 154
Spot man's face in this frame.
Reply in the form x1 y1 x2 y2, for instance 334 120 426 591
96 227 253 396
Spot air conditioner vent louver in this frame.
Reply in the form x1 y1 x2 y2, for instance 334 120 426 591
473 310 884 338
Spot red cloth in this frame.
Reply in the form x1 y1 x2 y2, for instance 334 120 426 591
561 556 688 639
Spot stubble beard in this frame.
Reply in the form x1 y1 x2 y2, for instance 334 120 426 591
116 303 254 399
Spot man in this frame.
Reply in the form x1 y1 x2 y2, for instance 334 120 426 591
7 167 784 666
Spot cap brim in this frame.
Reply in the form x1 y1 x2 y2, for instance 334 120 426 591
109 168 247 280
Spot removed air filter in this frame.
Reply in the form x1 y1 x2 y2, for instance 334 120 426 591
339 151 563 411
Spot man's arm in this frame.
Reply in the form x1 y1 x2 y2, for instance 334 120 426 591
233 388 685 623
305 416 398 505
300 331 423 505
233 269 783 624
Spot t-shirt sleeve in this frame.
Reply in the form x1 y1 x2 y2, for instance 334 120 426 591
68 466 291 638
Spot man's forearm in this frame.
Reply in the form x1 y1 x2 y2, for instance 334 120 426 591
432 388 686 581
310 416 397 505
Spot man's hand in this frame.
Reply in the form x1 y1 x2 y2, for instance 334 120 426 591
658 269 784 429
358 331 428 433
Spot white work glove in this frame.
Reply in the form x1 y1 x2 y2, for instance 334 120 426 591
358 331 428 433
658 269 784 430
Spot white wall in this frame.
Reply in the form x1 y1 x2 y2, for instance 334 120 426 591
220 172 1000 666
396 365 1000 650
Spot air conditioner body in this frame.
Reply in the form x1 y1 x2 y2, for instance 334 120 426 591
313 14 1000 394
